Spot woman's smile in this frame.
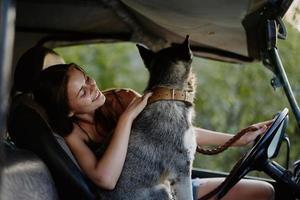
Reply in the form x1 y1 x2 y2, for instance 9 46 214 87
93 90 101 102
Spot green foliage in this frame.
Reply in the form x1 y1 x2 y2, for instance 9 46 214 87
55 25 300 176
193 24 300 173
56 43 148 93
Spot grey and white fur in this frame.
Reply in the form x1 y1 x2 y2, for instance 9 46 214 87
99 36 197 200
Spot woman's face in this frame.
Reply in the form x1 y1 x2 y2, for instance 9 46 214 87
67 66 105 117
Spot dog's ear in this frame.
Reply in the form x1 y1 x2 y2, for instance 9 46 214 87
182 35 192 60
182 35 190 50
136 44 154 69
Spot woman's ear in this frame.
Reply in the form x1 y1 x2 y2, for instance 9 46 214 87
68 111 75 117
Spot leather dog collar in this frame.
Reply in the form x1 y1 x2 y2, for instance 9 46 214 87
147 87 194 105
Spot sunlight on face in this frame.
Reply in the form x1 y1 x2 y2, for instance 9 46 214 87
67 66 105 117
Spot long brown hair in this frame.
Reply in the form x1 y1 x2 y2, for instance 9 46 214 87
34 63 78 136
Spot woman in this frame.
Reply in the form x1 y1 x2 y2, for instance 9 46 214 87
33 63 274 200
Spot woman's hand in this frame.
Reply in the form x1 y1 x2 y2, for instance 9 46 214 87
121 92 152 121
236 120 273 146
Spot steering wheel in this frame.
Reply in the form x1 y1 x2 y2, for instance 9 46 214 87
200 108 289 200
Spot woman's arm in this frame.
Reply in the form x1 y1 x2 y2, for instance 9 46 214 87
194 120 272 147
194 127 233 146
65 92 152 190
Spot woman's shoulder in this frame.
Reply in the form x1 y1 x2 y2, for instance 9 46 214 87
64 123 88 143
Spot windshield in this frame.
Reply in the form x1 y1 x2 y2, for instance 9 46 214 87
55 24 300 176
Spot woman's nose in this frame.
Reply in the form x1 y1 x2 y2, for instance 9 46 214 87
88 79 96 92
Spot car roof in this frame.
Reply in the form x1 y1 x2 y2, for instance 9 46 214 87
15 0 293 63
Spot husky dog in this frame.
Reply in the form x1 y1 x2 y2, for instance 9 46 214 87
99 36 196 200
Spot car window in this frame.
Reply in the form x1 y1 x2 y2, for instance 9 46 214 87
55 31 300 177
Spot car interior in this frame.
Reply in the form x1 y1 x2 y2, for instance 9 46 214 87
1 0 299 200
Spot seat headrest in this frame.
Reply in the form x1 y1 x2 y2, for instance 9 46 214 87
12 46 65 94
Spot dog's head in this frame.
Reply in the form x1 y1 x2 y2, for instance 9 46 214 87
137 35 194 91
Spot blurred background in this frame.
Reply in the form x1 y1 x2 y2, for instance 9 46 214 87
55 24 300 178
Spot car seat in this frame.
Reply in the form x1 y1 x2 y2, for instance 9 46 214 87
7 46 98 200
1 140 58 200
